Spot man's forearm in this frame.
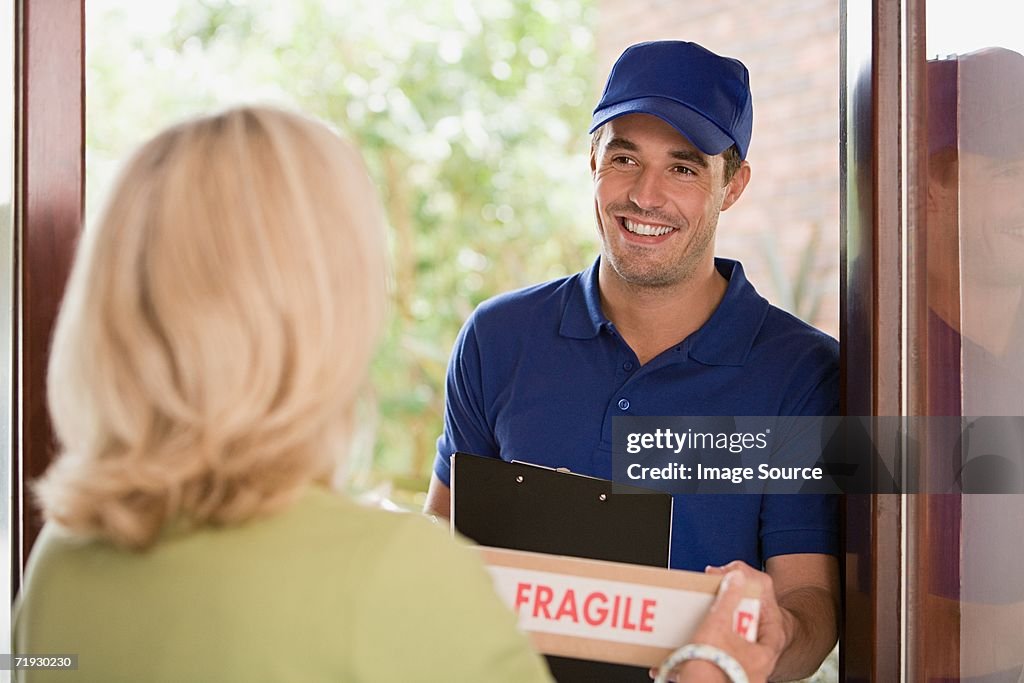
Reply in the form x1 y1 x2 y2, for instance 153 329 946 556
423 474 452 519
771 586 839 681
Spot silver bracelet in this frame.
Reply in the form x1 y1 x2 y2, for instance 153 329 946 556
654 643 749 683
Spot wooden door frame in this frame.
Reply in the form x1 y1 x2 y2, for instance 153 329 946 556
840 0 912 679
12 0 85 591
841 0 943 679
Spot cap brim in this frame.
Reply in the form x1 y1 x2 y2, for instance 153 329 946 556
589 97 740 157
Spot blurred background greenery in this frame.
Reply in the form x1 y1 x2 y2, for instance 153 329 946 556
87 0 600 508
87 0 839 511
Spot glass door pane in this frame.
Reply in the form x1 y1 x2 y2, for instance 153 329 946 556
922 2 1024 678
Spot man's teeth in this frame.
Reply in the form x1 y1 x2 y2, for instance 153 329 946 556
624 219 673 236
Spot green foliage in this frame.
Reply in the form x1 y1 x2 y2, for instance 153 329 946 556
757 224 828 326
87 0 598 501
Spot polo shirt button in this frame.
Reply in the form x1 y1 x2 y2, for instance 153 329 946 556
618 398 630 411
623 361 633 371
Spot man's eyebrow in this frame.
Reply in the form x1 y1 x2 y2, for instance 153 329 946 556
669 149 709 168
604 137 639 152
604 136 710 168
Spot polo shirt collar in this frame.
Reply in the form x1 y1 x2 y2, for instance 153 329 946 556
687 259 769 366
559 257 607 339
558 256 769 366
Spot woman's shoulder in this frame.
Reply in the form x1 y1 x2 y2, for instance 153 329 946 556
277 486 451 552
19 489 446 589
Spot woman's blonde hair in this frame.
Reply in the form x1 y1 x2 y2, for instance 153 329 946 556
37 106 388 549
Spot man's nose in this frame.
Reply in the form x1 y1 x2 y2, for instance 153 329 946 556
627 167 666 210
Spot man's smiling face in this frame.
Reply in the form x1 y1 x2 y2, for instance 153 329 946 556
591 113 747 289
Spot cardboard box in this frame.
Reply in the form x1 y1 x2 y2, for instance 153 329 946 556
478 546 761 668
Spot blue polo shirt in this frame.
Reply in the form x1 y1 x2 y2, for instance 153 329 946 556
435 257 839 571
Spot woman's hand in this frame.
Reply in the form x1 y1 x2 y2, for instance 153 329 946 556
650 569 782 683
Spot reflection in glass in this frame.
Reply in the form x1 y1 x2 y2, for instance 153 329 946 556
926 33 1024 680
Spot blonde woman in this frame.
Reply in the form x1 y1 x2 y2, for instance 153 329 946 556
14 107 552 682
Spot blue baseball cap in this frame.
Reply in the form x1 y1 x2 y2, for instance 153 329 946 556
589 41 754 160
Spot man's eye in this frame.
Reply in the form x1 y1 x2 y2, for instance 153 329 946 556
673 166 696 175
611 156 637 166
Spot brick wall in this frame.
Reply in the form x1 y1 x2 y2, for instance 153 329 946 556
596 0 840 335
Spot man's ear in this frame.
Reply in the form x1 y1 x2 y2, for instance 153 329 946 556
590 143 598 177
721 161 751 211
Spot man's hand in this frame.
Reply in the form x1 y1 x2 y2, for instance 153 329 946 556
707 555 839 681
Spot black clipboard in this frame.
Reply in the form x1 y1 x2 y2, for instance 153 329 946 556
450 452 674 683
451 452 672 566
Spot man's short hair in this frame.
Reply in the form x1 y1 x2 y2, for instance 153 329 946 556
721 144 742 183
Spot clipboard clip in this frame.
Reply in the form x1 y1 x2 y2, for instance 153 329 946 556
509 460 609 500
510 460 607 480
510 459 572 474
